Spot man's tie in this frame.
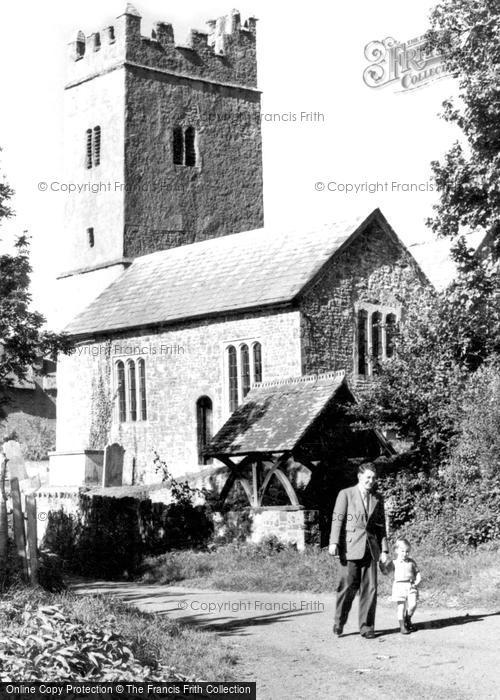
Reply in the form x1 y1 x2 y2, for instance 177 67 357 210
363 491 370 513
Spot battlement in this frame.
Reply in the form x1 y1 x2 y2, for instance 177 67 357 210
67 4 258 89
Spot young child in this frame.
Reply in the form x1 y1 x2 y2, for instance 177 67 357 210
387 538 421 634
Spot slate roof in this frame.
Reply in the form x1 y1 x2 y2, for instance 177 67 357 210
206 371 346 456
65 208 406 337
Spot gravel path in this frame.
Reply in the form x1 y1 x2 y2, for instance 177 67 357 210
71 581 500 700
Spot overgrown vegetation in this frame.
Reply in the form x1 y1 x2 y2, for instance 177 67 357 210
0 588 236 682
42 454 214 579
138 538 500 609
345 0 500 550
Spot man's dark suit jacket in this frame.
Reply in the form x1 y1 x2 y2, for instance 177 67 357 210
329 485 388 560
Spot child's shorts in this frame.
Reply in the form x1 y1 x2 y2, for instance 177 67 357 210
391 581 418 605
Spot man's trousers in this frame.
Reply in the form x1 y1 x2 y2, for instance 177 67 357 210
334 547 377 633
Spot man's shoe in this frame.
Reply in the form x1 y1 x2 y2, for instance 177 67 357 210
361 630 376 639
333 625 343 636
399 620 410 635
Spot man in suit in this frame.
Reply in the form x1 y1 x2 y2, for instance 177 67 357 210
329 462 389 638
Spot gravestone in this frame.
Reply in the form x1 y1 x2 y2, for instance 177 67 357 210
102 443 125 487
2 440 28 481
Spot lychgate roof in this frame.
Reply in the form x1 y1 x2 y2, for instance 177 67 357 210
206 371 347 456
64 208 409 337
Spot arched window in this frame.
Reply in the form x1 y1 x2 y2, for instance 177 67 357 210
357 309 368 376
138 358 147 420
85 129 92 169
127 360 137 421
386 313 397 358
197 396 213 465
116 361 126 422
227 345 238 412
253 342 262 383
93 126 101 166
371 311 382 370
75 31 86 59
115 359 148 422
185 126 196 166
173 127 184 165
173 126 196 166
241 344 250 397
93 32 101 51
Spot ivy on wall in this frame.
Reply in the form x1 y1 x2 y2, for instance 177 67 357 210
88 342 113 450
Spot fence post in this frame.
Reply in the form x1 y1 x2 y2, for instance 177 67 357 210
11 477 29 582
25 494 39 585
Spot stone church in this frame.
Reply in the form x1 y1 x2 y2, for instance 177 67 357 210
49 4 430 541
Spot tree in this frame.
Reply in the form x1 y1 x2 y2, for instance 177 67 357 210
0 163 71 413
0 158 71 575
425 0 500 370
427 0 500 249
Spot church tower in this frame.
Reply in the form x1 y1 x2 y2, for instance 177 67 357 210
58 4 263 316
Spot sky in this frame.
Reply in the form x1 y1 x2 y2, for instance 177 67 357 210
0 0 470 329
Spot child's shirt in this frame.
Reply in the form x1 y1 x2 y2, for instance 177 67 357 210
393 557 419 583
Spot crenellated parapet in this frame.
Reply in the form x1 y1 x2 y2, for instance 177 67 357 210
67 4 258 89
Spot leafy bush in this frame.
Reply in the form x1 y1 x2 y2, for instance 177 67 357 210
0 589 236 682
42 478 214 579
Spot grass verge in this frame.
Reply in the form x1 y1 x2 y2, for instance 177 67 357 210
138 540 500 609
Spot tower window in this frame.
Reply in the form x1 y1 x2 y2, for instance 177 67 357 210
196 396 213 465
75 31 86 59
85 126 102 168
173 126 197 166
85 129 92 169
87 227 95 248
93 126 101 166
185 127 196 166
173 127 184 165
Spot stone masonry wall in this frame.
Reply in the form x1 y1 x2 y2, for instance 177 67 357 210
62 69 126 274
63 6 263 271
124 68 263 255
298 221 429 377
67 8 257 89
55 308 302 482
250 507 320 551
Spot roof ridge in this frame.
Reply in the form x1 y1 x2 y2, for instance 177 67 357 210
252 370 345 390
130 216 366 265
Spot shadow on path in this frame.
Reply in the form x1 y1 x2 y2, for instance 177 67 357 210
376 610 500 637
